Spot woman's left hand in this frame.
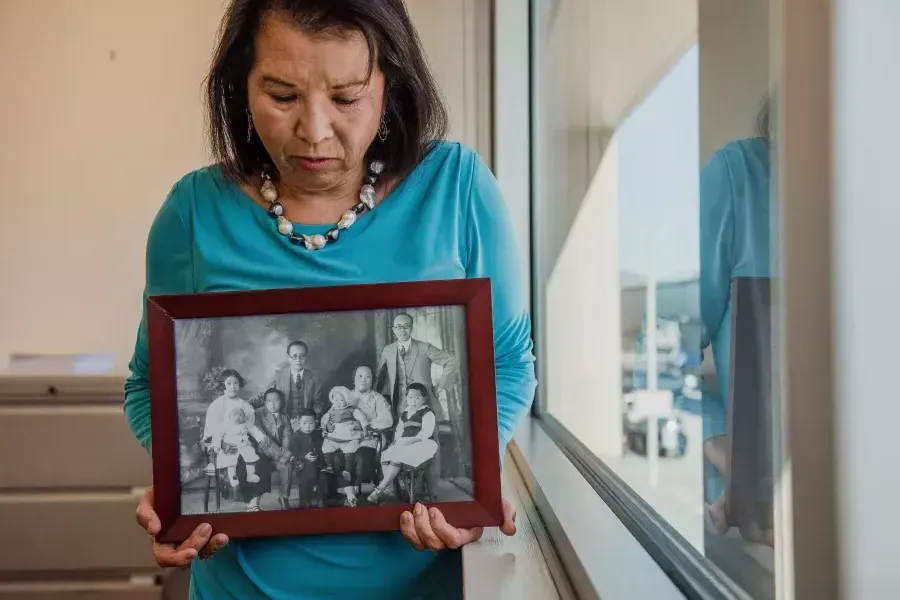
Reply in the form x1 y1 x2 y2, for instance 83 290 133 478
400 498 516 551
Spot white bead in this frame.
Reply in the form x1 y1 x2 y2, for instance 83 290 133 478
303 234 327 250
360 190 375 209
277 216 293 236
262 186 278 203
369 160 385 175
337 210 357 229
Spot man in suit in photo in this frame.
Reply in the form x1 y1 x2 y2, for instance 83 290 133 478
376 313 459 420
251 340 326 429
376 313 459 496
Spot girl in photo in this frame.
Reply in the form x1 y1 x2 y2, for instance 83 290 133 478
367 383 439 504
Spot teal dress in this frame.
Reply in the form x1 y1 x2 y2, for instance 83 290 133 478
123 142 537 600
699 137 771 503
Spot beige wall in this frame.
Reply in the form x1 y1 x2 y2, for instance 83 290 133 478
0 0 488 372
698 0 770 164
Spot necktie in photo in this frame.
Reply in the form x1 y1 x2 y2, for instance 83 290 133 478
400 345 408 360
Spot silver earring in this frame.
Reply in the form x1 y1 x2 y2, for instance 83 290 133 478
378 116 389 142
246 109 254 143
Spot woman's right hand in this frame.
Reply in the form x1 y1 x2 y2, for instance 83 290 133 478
136 486 229 566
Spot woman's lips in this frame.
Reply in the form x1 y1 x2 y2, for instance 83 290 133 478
294 156 335 171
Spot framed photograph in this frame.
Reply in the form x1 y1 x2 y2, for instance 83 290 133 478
147 278 501 543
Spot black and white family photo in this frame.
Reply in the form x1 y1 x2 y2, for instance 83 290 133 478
174 306 473 515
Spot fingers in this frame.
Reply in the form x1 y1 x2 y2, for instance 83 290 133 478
500 499 517 536
400 510 425 551
199 533 230 560
153 540 198 567
412 503 444 551
135 487 160 536
429 507 483 549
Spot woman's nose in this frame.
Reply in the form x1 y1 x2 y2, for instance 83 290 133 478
296 103 334 145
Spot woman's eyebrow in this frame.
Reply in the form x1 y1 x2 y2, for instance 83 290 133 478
331 78 368 91
262 75 296 87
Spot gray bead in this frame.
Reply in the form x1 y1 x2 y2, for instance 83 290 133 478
268 202 284 217
289 233 304 245
326 228 340 241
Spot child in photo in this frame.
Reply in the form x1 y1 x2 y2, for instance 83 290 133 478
217 405 266 486
288 409 329 508
366 382 439 504
320 386 369 505
203 369 266 489
255 388 295 510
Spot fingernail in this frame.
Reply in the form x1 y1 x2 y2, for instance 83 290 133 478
401 513 410 523
200 524 212 536
415 503 424 516
429 508 438 519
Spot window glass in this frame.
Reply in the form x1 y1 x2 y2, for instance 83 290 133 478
531 0 780 596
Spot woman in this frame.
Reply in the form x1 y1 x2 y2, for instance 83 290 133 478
350 365 393 503
124 1 534 598
700 96 774 546
201 369 272 512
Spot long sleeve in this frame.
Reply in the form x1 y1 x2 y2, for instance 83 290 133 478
370 392 393 430
352 408 369 429
465 152 538 453
417 411 436 440
699 150 736 349
425 343 459 392
124 182 194 454
699 149 736 442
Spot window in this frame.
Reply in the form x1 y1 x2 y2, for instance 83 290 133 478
529 0 782 597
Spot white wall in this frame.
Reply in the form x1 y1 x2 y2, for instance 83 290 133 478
832 2 900 598
0 0 488 372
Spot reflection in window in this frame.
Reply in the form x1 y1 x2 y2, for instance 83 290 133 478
530 1 779 598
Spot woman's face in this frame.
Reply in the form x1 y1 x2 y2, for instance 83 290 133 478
223 375 241 398
247 12 386 194
354 367 372 392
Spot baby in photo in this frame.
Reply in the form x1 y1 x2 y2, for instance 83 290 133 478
320 386 369 487
214 404 267 487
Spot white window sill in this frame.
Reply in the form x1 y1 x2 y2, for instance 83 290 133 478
504 417 687 600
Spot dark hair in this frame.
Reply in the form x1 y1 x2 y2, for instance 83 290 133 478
286 340 308 355
393 312 413 324
406 382 428 398
297 408 317 419
219 368 246 389
263 387 286 407
205 0 449 183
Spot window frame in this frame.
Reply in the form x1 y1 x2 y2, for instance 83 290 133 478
498 0 841 599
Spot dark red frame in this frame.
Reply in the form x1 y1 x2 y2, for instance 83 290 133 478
148 278 501 544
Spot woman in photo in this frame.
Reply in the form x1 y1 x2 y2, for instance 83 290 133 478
126 0 533 597
201 369 272 512
350 365 394 495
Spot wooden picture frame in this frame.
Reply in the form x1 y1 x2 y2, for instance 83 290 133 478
148 278 501 544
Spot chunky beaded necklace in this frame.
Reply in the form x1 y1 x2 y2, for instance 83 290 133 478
260 159 385 251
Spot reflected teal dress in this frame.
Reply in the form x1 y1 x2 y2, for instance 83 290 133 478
123 141 537 600
699 137 771 503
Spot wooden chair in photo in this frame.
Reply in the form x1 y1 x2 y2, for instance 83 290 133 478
399 457 435 504
202 447 228 513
